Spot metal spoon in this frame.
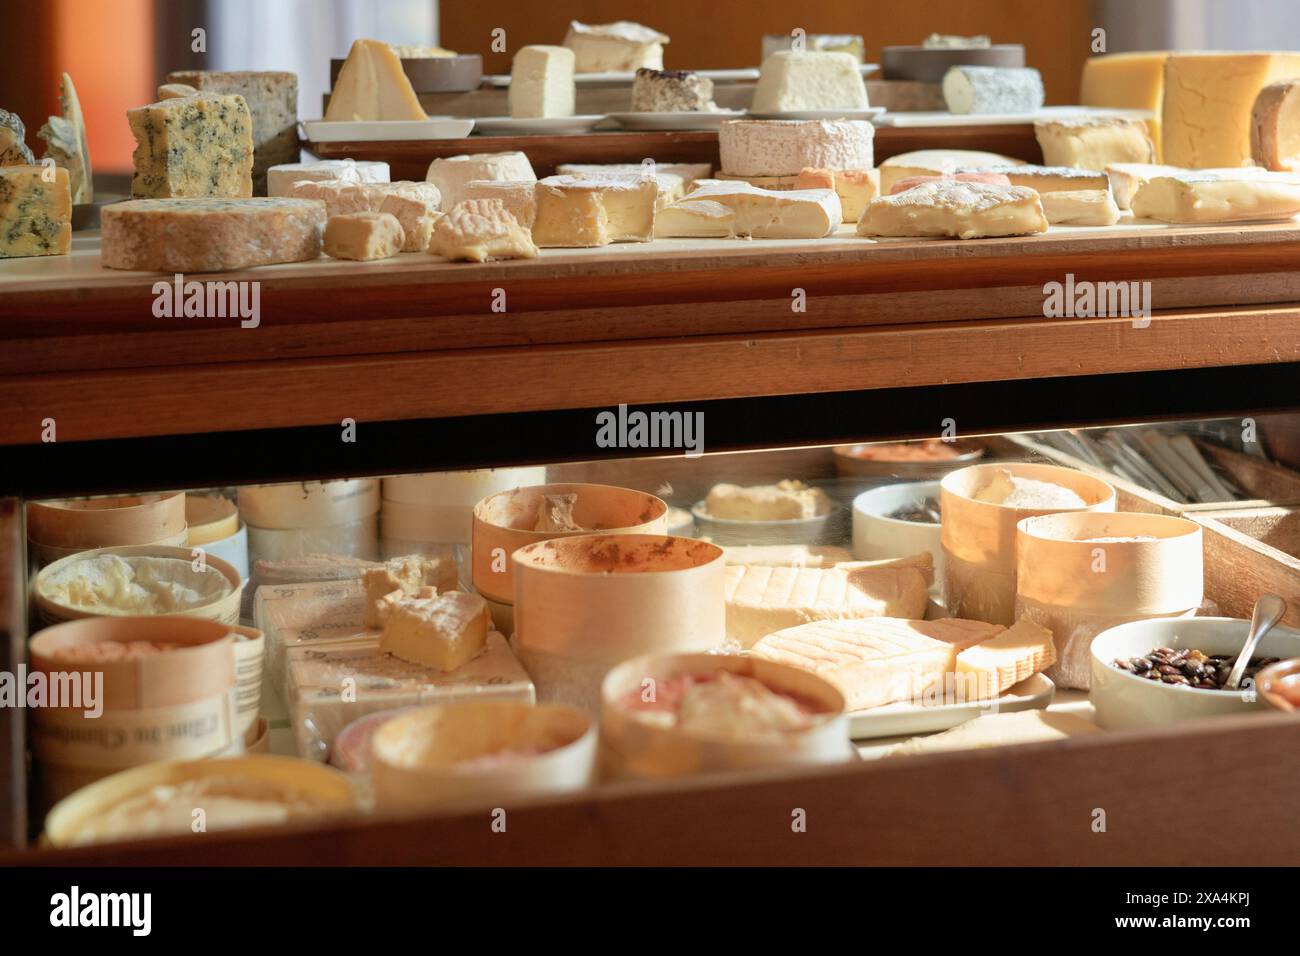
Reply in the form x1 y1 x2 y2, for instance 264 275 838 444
1226 594 1288 690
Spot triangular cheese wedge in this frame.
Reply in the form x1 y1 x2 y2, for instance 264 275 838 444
326 39 428 121
955 616 1056 698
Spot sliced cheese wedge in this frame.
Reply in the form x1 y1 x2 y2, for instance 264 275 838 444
653 198 737 237
1105 162 1184 210
1131 174 1300 223
955 617 1056 698
1034 116 1154 171
878 149 1024 192
326 39 428 121
672 181 841 238
857 180 1047 239
532 175 657 246
1039 189 1120 226
379 589 491 670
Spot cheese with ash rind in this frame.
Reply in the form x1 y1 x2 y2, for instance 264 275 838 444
324 211 404 261
563 20 668 73
326 39 427 121
1039 189 1120 226
752 51 869 113
425 151 536 210
633 68 717 112
1034 116 1154 171
1131 174 1300 223
457 180 537 228
532 175 658 246
878 149 1023 192
857 180 1048 239
509 46 576 119
379 589 491 670
101 198 325 272
128 93 254 198
1252 79 1300 172
0 108 36 166
429 198 538 262
0 164 72 258
942 65 1044 115
36 74 93 204
720 118 873 177
268 159 389 197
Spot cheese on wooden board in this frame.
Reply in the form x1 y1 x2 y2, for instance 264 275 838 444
379 589 491 670
795 167 878 221
888 171 1011 194
1039 189 1120 226
1131 174 1300 223
886 710 1101 756
666 181 840 238
36 74 93 204
1163 52 1300 168
1105 162 1183 209
857 180 1047 239
157 83 198 100
377 186 440 252
653 198 736 237
128 93 254 198
288 179 439 224
706 480 832 520
719 119 873 177
722 544 855 567
428 198 538 262
558 162 712 187
1034 116 1154 171
878 149 1023 192
724 553 933 647
101 198 326 272
563 20 668 72
0 165 71 258
942 65 1044 114
563 168 686 208
751 51 869 112
326 39 427 121
1080 51 1167 161
267 159 389 197
985 165 1110 194
425 151 536 209
955 617 1056 697
532 175 657 246
324 211 404 262
456 180 537 227
1252 80 1300 171
0 109 36 166
166 71 299 195
750 616 1001 710
509 46 576 119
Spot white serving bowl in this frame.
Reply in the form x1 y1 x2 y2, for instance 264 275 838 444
1090 617 1300 729
851 481 942 572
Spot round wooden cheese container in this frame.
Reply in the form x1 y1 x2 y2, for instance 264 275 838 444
600 652 851 780
371 701 596 813
382 466 547 546
33 545 243 627
27 493 187 568
472 483 667 605
512 534 726 709
43 755 355 847
185 494 238 546
237 479 379 530
940 463 1116 625
28 615 240 810
1015 511 1203 690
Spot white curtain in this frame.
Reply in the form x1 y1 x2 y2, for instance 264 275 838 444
1096 0 1300 51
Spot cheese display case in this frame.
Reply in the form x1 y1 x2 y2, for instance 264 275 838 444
3 3 1300 870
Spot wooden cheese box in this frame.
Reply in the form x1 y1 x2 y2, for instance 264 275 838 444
1194 506 1300 629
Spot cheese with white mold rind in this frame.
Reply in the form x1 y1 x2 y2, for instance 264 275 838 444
1039 189 1120 226
456 180 537 228
857 180 1047 240
653 198 737 237
558 162 712 188
326 39 427 121
1252 79 1300 171
671 182 840 238
425 151 536 210
324 211 404 262
751 51 868 113
720 118 873 177
563 20 668 73
532 175 657 247
379 589 491 670
0 164 72 258
1034 116 1154 172
942 65 1044 115
429 198 538 262
101 198 325 272
508 46 576 119
878 149 1023 192
975 164 1110 194
288 179 439 223
127 93 254 198
1131 174 1300 223
268 159 389 198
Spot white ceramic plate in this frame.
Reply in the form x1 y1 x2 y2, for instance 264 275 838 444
876 105 1155 127
607 110 744 131
472 115 605 135
689 501 845 546
301 118 474 142
849 673 1055 739
746 107 886 122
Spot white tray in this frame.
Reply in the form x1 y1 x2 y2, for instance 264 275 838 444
877 105 1155 127
848 672 1056 739
302 118 474 142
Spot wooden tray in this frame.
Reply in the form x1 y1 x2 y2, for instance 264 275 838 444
1195 506 1300 629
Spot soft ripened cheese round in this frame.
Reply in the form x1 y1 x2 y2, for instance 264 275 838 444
267 159 390 197
425 151 537 210
101 198 326 272
719 119 874 176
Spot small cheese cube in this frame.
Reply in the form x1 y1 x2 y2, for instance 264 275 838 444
428 198 538 262
324 211 404 262
127 93 254 198
509 45 575 119
0 164 72 258
379 590 491 671
955 617 1056 698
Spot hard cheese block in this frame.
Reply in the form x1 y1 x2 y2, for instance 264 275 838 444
36 73 92 204
0 108 36 166
1163 52 1300 168
878 149 1023 192
1034 117 1154 171
1039 189 1120 226
324 211 404 261
127 93 254 198
1252 80 1300 171
752 51 868 112
955 617 1056 697
532 175 657 246
509 46 576 119
725 553 933 648
425 151 536 209
886 710 1101 756
429 198 537 262
661 182 840 238
166 71 299 195
751 616 1001 710
720 119 873 177
326 39 427 121
563 20 667 72
1131 174 1300 223
0 165 71 258
857 180 1047 239
1080 51 1167 161
101 198 325 272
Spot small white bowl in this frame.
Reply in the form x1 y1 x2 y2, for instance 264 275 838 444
851 481 942 571
1090 617 1300 729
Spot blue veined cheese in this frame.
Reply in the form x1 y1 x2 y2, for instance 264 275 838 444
1 107 37 166
127 93 254 198
37 73 93 204
0 164 72 258
101 198 325 272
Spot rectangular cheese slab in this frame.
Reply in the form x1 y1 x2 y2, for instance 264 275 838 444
127 93 254 198
0 164 71 258
1131 174 1300 223
857 180 1047 239
509 45 576 119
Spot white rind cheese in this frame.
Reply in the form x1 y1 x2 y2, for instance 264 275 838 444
324 211 404 261
509 46 576 119
752 51 869 113
563 20 668 73
720 119 874 177
457 180 537 228
1131 174 1300 223
425 151 536 210
379 590 491 670
878 149 1023 192
973 164 1110 194
1034 116 1154 171
857 180 1048 239
101 198 326 272
268 159 389 198
942 65 1045 114
532 175 658 246
127 93 254 198
1105 162 1184 210
653 198 737 237
663 182 840 238
0 164 72 259
326 39 427 121
288 178 440 242
429 198 538 262
1039 189 1120 226
558 162 712 187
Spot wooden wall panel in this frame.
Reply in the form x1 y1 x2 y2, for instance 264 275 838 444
441 0 1093 104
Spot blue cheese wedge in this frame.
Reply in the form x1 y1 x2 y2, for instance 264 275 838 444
0 165 72 258
0 108 36 166
36 74 93 204
127 93 254 198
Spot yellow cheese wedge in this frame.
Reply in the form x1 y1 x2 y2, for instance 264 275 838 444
1080 52 1167 161
379 590 490 670
955 617 1056 698
326 39 428 121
